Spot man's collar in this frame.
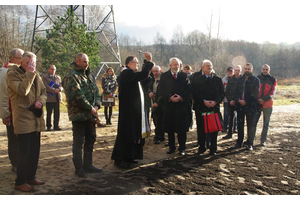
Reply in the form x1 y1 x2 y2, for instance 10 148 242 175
19 66 26 72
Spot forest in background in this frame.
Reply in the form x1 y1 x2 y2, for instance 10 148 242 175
1 5 300 79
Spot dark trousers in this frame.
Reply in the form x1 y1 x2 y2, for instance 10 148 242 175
236 108 257 146
187 99 193 127
196 112 218 152
72 120 96 170
227 105 237 136
46 102 60 128
15 132 40 186
153 113 164 141
223 102 229 131
104 106 113 123
6 120 18 167
168 132 186 151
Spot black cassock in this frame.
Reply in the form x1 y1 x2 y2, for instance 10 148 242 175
111 61 153 162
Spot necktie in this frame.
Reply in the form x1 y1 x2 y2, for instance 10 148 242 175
173 73 177 80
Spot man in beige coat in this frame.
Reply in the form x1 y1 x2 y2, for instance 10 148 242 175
7 51 47 192
0 48 23 172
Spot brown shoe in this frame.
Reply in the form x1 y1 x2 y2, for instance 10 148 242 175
97 122 106 127
26 179 46 185
15 183 34 192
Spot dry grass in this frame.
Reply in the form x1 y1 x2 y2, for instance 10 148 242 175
277 76 300 85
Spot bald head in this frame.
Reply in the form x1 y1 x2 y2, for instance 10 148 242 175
261 64 270 75
152 65 162 78
75 53 89 70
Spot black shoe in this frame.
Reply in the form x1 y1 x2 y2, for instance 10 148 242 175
167 149 175 154
114 161 132 169
154 139 160 144
233 129 238 133
46 127 51 131
193 142 199 147
165 142 169 147
222 134 232 139
125 160 138 164
197 148 206 155
75 168 87 178
243 141 250 147
232 144 242 149
259 142 266 147
83 165 103 173
54 127 62 131
209 150 217 155
179 150 185 156
247 145 253 151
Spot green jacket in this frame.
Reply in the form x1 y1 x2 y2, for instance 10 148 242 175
62 62 101 121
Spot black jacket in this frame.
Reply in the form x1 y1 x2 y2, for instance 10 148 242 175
158 69 190 133
225 75 242 103
234 73 260 114
191 73 224 113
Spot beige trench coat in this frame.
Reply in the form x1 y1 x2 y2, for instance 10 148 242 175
7 64 47 134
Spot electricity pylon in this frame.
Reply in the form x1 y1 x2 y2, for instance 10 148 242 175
31 5 121 78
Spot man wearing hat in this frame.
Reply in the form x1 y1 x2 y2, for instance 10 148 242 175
222 67 234 133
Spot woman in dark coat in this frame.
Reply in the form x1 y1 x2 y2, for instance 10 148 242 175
101 67 117 125
111 52 154 169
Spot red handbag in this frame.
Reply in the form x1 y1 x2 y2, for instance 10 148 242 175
202 112 222 133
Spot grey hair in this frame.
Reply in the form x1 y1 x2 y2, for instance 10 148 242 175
169 57 181 65
235 65 242 71
10 48 24 58
22 51 36 61
262 64 270 69
201 59 212 67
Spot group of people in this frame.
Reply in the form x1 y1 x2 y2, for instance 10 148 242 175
0 49 276 192
0 50 118 191
110 52 277 169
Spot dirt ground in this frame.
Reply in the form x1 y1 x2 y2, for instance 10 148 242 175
0 102 299 195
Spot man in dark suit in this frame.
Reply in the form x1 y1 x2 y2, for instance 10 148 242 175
158 57 190 155
191 60 224 155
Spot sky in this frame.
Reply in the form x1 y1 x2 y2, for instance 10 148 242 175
112 0 300 45
24 0 300 45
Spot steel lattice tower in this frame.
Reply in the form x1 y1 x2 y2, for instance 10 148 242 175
31 5 121 78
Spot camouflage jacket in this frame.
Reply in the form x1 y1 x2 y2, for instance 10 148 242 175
62 62 101 121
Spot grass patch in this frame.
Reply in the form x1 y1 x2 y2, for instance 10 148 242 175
274 99 300 106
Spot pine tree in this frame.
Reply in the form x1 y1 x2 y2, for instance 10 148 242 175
34 8 101 76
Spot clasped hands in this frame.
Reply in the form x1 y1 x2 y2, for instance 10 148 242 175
170 94 182 103
204 100 217 108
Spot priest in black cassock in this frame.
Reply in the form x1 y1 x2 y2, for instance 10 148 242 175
111 52 154 169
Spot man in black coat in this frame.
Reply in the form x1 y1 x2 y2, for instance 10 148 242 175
223 65 242 139
158 57 190 155
111 52 154 169
232 63 260 151
191 60 224 155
